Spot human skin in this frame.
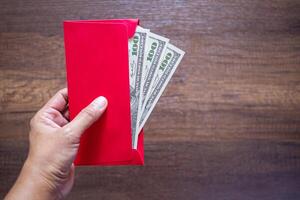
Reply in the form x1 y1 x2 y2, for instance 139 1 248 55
5 88 108 200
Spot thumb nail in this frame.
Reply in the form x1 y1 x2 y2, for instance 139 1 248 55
92 96 108 110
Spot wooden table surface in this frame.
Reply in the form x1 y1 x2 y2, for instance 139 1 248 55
1 0 300 199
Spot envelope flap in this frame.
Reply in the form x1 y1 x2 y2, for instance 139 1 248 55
64 19 139 38
64 21 135 165
103 19 139 38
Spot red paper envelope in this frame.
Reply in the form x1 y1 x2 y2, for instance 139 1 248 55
64 19 144 166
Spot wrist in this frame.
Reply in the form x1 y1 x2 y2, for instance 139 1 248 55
24 157 63 199
5 158 63 200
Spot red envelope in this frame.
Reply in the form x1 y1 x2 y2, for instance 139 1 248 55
64 19 144 166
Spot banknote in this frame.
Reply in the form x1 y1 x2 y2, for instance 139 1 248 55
137 43 185 133
139 32 169 115
128 26 149 149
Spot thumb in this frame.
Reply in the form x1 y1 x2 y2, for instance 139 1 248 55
64 96 108 139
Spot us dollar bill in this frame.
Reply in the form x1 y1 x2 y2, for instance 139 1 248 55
137 43 185 133
140 32 169 114
128 26 149 149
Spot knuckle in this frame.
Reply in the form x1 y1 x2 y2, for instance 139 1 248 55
62 126 73 135
57 88 65 95
68 135 80 145
29 115 37 129
62 127 80 144
58 88 66 93
81 107 97 120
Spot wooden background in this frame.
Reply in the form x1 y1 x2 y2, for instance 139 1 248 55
1 0 300 199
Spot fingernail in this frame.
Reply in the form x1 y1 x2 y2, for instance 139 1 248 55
92 96 107 110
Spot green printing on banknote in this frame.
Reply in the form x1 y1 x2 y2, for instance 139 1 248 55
128 26 185 149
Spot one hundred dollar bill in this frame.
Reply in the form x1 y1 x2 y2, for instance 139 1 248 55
128 26 149 149
139 32 169 115
137 43 185 133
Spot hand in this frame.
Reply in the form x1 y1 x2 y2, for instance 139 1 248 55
5 88 108 200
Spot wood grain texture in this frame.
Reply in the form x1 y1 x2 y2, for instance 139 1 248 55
0 0 300 199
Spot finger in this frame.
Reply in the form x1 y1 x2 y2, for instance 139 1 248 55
63 96 108 139
41 107 69 127
43 88 68 112
54 112 69 127
63 109 70 121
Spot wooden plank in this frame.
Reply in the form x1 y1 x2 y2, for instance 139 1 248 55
0 33 299 140
0 140 299 199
